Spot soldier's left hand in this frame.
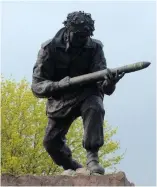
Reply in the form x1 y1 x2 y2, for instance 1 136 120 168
103 69 125 86
103 68 114 87
102 69 125 95
113 70 125 84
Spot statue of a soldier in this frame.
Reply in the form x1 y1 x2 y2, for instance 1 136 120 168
31 11 125 174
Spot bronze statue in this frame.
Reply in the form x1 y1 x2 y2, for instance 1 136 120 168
31 11 150 174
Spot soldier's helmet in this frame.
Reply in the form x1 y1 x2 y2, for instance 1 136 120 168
63 11 95 36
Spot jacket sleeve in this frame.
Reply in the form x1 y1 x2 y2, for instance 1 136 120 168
90 41 116 96
90 41 107 73
31 45 58 98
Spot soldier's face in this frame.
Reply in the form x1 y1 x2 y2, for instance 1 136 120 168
69 31 89 47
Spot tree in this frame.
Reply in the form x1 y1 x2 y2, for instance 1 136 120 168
1 77 124 175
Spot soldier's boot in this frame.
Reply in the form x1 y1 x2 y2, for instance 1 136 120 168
86 151 104 175
49 149 83 171
62 157 83 171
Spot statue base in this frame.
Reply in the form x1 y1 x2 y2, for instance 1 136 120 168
1 170 135 186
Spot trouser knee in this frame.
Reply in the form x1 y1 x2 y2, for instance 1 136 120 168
43 133 72 166
82 106 105 151
43 135 61 152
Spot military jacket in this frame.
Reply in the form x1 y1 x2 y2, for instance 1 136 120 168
31 27 107 116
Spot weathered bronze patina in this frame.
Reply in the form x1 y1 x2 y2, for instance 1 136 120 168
31 11 150 175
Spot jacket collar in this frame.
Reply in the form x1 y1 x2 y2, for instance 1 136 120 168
53 27 95 49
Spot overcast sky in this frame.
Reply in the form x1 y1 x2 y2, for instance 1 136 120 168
1 1 156 185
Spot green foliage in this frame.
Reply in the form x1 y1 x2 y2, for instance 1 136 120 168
1 77 124 175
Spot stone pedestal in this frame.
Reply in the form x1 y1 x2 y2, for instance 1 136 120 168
1 171 135 186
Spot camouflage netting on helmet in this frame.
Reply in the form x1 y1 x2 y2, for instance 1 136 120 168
63 11 95 36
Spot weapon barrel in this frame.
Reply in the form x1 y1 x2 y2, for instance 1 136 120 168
111 61 150 74
70 61 151 86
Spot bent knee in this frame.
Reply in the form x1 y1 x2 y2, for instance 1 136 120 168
43 135 57 150
81 96 105 114
83 104 105 115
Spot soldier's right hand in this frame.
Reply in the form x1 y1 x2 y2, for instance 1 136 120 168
58 76 71 90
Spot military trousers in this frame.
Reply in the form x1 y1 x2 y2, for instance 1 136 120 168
43 95 105 168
